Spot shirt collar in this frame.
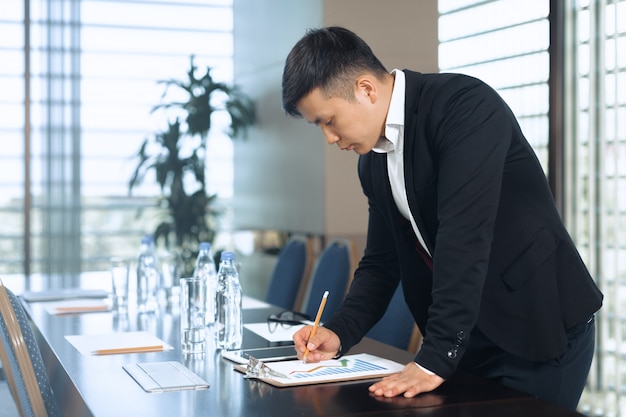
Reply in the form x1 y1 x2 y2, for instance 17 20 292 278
373 69 406 154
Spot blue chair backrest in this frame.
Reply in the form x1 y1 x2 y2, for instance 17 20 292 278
366 284 416 350
0 283 63 417
303 240 352 323
265 237 308 310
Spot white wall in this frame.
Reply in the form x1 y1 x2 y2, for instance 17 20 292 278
232 0 326 234
232 0 439 241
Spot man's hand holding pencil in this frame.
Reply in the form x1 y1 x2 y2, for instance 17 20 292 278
293 325 341 363
292 291 341 363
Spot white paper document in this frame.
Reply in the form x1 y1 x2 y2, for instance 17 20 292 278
242 296 271 310
235 353 404 387
43 298 110 315
244 322 307 343
66 331 174 355
22 288 109 302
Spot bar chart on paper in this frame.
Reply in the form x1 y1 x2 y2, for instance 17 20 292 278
236 353 404 387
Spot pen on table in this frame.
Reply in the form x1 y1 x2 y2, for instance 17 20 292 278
302 290 329 364
91 345 165 355
55 305 110 314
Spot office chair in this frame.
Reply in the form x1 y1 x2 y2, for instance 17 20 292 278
265 235 312 310
302 239 353 323
0 280 62 417
366 284 421 351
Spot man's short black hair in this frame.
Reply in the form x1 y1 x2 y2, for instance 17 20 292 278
281 26 388 118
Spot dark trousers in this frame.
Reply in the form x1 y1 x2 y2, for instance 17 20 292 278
459 316 596 410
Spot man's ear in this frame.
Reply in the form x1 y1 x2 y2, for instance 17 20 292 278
355 76 378 103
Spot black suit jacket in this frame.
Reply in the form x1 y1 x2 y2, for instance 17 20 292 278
323 70 603 379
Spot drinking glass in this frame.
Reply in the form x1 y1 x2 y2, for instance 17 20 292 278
180 277 207 353
110 257 130 315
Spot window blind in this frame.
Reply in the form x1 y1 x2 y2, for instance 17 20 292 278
0 0 234 283
569 1 626 415
438 0 550 170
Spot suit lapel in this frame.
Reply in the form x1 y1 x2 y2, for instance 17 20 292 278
402 71 434 254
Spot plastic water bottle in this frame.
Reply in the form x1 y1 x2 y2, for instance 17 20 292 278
214 251 243 350
193 242 217 324
136 235 160 313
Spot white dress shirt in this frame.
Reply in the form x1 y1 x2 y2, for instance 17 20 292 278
372 69 431 258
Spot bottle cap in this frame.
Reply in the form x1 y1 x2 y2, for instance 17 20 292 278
199 242 211 251
220 251 234 261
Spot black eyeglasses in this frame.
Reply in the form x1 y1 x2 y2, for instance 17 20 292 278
267 311 312 333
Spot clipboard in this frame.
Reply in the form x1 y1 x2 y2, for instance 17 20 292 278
233 353 403 387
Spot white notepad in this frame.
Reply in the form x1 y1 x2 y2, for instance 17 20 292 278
123 361 209 392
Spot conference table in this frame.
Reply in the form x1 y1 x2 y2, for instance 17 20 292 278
20 283 587 417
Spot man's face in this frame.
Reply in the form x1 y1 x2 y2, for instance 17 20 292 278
296 86 383 155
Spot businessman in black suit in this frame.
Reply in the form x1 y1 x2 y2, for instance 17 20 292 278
282 27 602 409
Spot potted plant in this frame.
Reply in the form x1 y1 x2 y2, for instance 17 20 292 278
129 56 255 275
